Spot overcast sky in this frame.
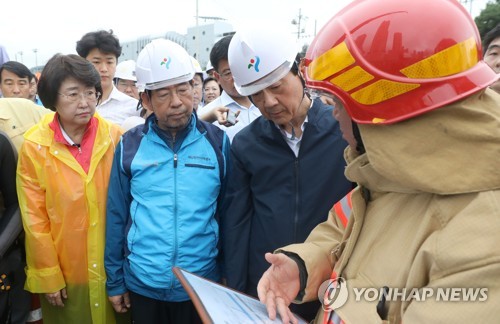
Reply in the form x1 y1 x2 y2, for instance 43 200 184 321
1 0 490 69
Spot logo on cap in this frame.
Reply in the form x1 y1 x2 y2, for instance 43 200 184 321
160 57 171 69
247 56 260 72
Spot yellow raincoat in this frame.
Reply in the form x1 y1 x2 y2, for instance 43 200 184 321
16 112 127 324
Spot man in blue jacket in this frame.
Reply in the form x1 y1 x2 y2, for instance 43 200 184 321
221 29 353 321
105 39 230 324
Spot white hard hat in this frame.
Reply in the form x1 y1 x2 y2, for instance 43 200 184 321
114 60 137 81
136 39 195 90
228 28 298 96
205 61 214 72
190 56 203 74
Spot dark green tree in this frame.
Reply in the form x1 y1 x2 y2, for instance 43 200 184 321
474 0 500 38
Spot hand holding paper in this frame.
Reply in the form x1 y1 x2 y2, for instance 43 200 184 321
173 266 307 324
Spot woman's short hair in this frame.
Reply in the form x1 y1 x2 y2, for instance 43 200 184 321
38 54 102 111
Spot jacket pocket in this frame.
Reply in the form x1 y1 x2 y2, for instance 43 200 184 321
208 216 219 252
127 201 139 254
185 163 215 170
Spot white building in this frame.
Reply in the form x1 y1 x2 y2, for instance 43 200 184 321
119 20 234 70
186 20 234 69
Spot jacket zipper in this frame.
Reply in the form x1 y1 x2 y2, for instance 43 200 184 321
171 142 178 289
293 158 299 240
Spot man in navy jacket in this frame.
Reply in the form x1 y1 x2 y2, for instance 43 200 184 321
221 29 353 321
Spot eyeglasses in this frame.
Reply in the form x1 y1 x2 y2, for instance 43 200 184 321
58 90 100 102
217 70 233 81
305 88 337 101
305 87 345 109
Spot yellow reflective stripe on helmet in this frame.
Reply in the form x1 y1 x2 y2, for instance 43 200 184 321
330 66 374 92
401 37 477 78
351 80 420 105
371 118 386 124
308 42 355 80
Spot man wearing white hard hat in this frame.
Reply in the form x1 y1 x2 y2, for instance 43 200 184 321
203 61 215 79
114 60 139 99
190 56 204 111
221 28 353 321
198 35 261 142
115 59 149 131
104 38 231 324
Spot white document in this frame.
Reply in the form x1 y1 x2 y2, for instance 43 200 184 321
173 267 308 324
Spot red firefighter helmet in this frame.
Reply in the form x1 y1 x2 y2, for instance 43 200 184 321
303 0 497 124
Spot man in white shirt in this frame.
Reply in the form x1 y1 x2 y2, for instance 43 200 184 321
98 84 139 125
76 30 139 125
198 36 260 142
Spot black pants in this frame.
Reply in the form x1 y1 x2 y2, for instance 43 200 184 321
129 291 202 324
0 245 30 324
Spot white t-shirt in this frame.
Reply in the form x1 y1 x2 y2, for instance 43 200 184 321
275 98 314 157
97 86 140 125
121 116 145 132
276 115 308 157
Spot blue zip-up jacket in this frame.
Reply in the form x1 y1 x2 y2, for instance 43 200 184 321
105 113 230 302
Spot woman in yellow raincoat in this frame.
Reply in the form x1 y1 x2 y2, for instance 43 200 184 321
16 54 127 324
